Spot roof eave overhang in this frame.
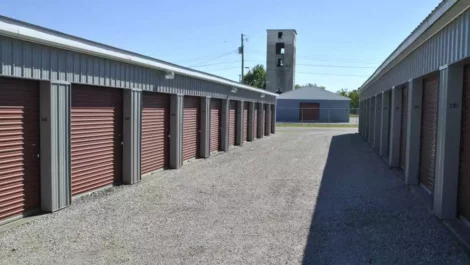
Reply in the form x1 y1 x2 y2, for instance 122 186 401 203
359 0 465 94
0 16 278 97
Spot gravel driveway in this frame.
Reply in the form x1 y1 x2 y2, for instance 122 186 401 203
0 127 468 265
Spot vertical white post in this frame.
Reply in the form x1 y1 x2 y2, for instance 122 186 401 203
380 91 391 157
434 64 464 219
389 86 403 167
404 78 423 185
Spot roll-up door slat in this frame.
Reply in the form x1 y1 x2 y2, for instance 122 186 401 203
0 78 40 220
183 97 200 161
419 77 439 192
254 108 258 139
141 93 170 175
459 65 470 220
229 101 237 146
244 103 248 142
71 85 122 196
400 86 409 170
265 105 270 136
210 99 221 152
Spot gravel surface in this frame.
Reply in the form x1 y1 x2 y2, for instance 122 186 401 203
0 127 468 265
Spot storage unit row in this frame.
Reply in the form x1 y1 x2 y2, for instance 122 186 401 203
0 16 278 225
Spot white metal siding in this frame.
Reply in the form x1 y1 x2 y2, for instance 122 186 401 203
0 35 276 104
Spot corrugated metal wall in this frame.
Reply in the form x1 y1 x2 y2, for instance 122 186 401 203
276 99 350 123
361 8 470 99
39 81 71 212
0 35 276 104
122 90 142 185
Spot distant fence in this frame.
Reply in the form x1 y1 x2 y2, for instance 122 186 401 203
276 107 359 125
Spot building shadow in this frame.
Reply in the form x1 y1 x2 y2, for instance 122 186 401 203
301 133 467 265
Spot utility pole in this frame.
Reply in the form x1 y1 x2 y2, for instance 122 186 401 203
239 34 245 83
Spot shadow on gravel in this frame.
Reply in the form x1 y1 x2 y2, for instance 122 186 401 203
301 133 468 265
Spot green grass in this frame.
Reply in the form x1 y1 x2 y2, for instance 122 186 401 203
276 123 358 128
350 114 359 117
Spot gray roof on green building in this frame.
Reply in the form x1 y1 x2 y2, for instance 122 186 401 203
278 86 351 101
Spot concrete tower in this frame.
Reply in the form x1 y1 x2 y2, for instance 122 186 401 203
266 29 297 94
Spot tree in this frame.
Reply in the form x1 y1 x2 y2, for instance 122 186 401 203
337 88 349 97
348 89 359 109
242 64 266 89
295 83 326 90
336 88 359 109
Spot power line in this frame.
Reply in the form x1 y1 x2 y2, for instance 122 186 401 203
296 63 375 69
173 51 236 64
241 59 376 69
262 68 368 77
201 67 367 77
174 55 225 64
244 33 366 46
244 51 380 64
190 60 378 70
187 49 237 67
295 71 367 77
180 49 379 68
189 60 240 68
206 66 240 71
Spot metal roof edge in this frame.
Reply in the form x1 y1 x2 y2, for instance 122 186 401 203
0 15 278 97
359 0 458 93
278 86 351 100
267 29 297 35
277 97 351 101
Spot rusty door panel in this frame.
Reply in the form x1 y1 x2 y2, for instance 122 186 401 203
260 105 265 137
254 108 258 139
0 78 40 220
370 99 375 141
265 105 270 136
229 101 237 146
400 86 409 170
459 65 470 220
299 103 320 121
244 103 248 142
141 92 170 175
271 104 275 133
210 99 221 152
419 76 439 192
387 95 392 157
71 85 123 196
183 96 200 161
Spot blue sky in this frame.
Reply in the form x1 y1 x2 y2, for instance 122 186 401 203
0 0 441 92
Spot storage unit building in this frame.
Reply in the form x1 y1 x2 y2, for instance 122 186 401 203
0 16 277 225
276 86 351 123
359 0 470 240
